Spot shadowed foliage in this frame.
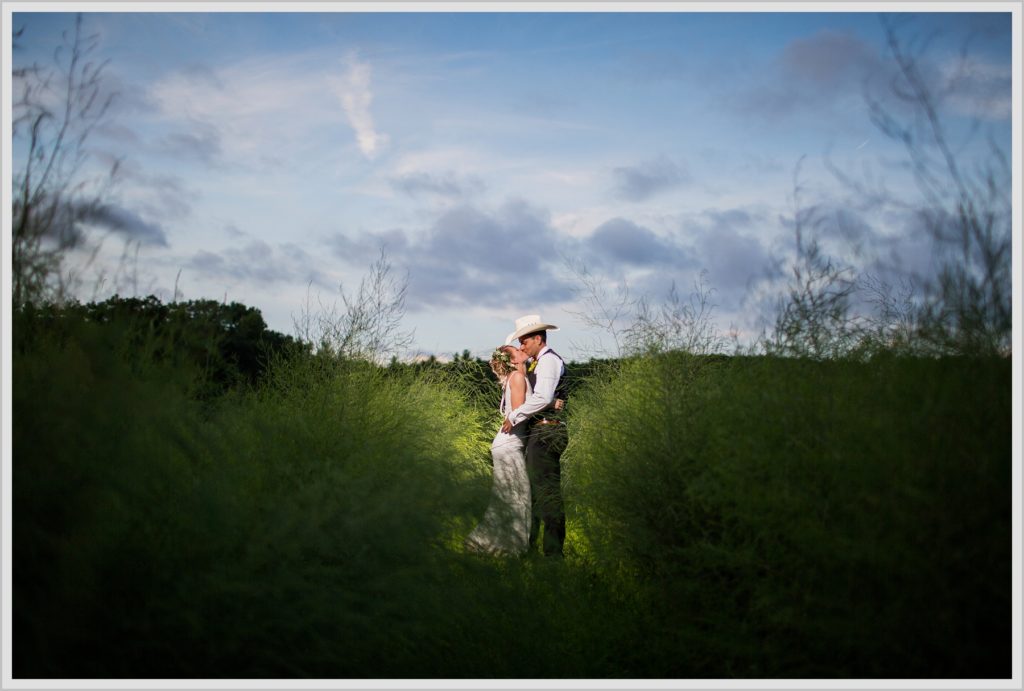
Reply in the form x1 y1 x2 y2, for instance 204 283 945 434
565 351 1010 677
12 300 1011 678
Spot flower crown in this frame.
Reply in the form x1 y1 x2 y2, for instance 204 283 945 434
490 347 514 370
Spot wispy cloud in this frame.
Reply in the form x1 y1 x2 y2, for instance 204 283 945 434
146 53 343 170
116 161 197 223
156 124 223 165
81 203 169 247
612 155 689 201
943 56 1012 120
390 171 486 199
780 29 880 88
333 52 389 160
185 239 331 287
731 29 880 120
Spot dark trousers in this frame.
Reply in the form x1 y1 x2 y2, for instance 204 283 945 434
525 422 568 556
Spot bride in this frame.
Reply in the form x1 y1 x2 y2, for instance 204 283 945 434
464 345 532 556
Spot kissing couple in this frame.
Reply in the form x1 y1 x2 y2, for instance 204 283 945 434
464 314 569 558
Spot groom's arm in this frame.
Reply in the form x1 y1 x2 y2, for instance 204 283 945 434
505 356 561 427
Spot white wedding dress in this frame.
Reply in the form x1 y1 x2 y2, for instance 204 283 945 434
464 377 532 556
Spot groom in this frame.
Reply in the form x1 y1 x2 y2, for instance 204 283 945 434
501 314 568 557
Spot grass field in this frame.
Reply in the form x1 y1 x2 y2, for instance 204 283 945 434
12 309 1012 678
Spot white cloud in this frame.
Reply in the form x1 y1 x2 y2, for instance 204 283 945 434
333 53 389 160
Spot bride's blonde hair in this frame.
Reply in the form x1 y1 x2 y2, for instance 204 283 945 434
489 346 517 379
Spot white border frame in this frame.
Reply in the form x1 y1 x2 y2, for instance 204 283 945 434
1 2 1020 689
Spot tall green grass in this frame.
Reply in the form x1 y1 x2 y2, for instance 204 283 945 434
12 312 644 678
565 352 1011 677
14 313 494 676
13 309 1011 678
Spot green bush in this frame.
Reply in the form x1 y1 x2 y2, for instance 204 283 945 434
13 312 495 676
13 306 1010 678
565 352 1011 677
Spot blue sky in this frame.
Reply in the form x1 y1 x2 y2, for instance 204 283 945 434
7 5 1016 360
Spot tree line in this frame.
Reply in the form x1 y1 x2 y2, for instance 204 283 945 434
14 294 617 407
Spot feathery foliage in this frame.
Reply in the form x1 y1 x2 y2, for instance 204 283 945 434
565 351 1010 677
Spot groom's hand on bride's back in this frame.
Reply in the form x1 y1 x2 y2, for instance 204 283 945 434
501 418 513 434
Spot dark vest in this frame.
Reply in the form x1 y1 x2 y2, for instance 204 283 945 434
530 348 568 421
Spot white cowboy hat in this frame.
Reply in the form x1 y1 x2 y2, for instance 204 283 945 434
505 314 559 345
